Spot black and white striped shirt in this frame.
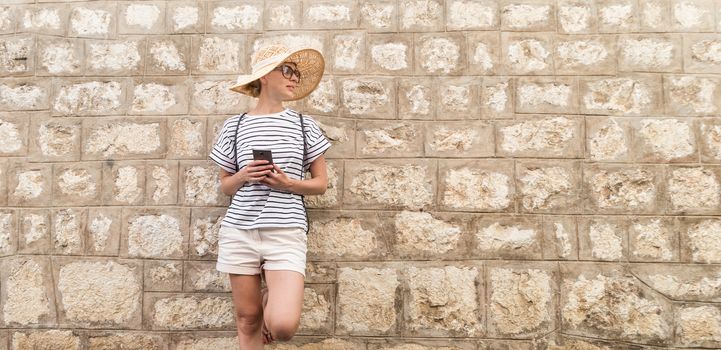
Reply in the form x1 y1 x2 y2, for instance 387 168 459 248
209 109 330 231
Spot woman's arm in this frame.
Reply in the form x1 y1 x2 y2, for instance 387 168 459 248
218 160 274 196
261 154 329 195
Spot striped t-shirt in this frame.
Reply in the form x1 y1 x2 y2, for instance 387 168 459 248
209 108 331 231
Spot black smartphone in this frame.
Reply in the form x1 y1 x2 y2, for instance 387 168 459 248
252 149 275 173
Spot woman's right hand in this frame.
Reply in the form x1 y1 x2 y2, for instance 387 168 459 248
236 160 274 183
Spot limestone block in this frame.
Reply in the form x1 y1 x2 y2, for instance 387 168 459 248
684 34 721 73
597 0 639 32
631 118 698 163
144 293 235 330
399 0 444 32
36 37 83 76
670 0 714 32
180 162 224 206
304 77 339 116
560 264 673 345
554 35 616 75
500 0 556 31
578 217 628 261
470 216 542 259
102 162 145 206
586 117 633 162
501 32 553 75
10 330 81 350
367 34 413 75
640 0 671 32
171 333 239 350
480 77 514 119
121 207 189 259
87 332 168 350
415 33 465 75
303 0 357 30
85 207 121 256
166 2 204 33
544 336 625 350
339 77 395 118
424 121 494 158
487 262 557 337
307 211 385 261
85 37 145 76
631 264 721 302
82 117 166 160
618 34 683 73
0 34 34 76
675 304 721 348
517 160 581 214
516 77 578 114
497 116 583 158
0 78 51 111
700 118 721 162
305 262 337 284
52 162 102 206
446 0 498 31
191 77 250 115
52 78 128 116
29 117 81 162
357 121 423 157
68 3 116 39
191 35 245 74
131 77 189 115
207 0 263 33
0 256 55 327
628 217 678 262
679 217 721 263
0 160 5 207
557 0 596 34
7 162 52 207
146 161 179 206
265 0 301 30
51 208 85 255
0 331 5 350
118 2 165 34
360 0 397 32
53 257 142 328
251 32 327 59
183 260 230 292
384 211 467 260
398 77 435 120
18 209 51 255
19 4 69 35
664 75 721 116
144 260 183 292
189 207 225 260
265 338 367 349
0 6 15 35
0 210 16 258
666 166 721 214
304 160 342 209
368 340 476 350
403 264 483 337
336 266 399 335
541 216 578 260
313 116 353 159
299 284 334 334
466 31 500 76
580 75 664 116
583 164 663 214
0 115 27 157
146 36 190 75
436 77 479 119
167 118 206 159
332 32 365 73
439 159 514 212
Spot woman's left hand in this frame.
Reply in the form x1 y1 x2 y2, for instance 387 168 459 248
260 164 295 192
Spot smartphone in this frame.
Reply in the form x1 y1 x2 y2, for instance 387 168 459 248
252 149 275 173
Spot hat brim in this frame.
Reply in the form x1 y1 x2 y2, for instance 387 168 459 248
229 48 325 101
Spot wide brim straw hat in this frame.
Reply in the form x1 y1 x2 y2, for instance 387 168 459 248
229 44 325 101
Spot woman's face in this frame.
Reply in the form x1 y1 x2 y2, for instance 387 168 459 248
263 62 300 101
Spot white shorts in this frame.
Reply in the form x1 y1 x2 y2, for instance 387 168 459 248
216 225 307 277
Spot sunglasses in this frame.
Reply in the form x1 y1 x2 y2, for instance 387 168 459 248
273 63 301 82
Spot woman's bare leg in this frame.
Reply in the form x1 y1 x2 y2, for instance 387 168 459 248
229 274 263 349
263 270 305 341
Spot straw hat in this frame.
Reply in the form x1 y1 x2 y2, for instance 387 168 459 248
229 44 325 101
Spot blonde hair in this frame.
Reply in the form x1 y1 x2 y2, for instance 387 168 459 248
247 79 261 97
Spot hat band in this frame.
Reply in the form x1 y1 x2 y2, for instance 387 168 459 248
251 55 285 74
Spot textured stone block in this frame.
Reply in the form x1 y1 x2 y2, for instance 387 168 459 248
666 166 721 214
0 115 28 157
399 0 444 32
52 257 142 329
121 207 189 259
466 31 500 76
640 0 671 32
0 6 15 35
118 2 165 34
500 0 556 31
517 160 581 214
146 36 190 75
265 0 301 30
684 34 721 73
368 339 476 350
336 265 400 335
29 117 81 162
628 217 679 262
0 210 16 258
480 77 514 119
541 215 578 260
52 78 128 116
102 161 145 206
679 217 721 263
554 35 616 75
439 159 514 212
557 0 596 34
384 211 468 260
403 264 483 337
82 117 166 160
307 211 385 261
207 0 263 33
580 74 664 116
700 118 721 162
367 34 413 75
332 31 365 73
670 0 714 32
0 256 56 327
144 260 183 292
447 0 498 31
167 118 206 159
516 77 578 114
18 209 51 255
618 34 683 72
675 304 721 348
146 161 179 206
19 4 69 35
68 3 116 39
143 293 234 330
339 77 396 118
10 330 81 350
52 162 102 206
632 264 721 302
85 207 121 256
299 284 334 335
170 333 238 350
191 35 246 75
0 79 51 111
586 117 633 162
0 34 34 76
179 162 225 206
470 215 542 259
631 118 698 163
0 160 5 207
87 332 169 350
436 77 479 119
85 37 145 76
664 75 721 116
597 0 639 32
415 33 465 75
487 262 557 337
303 77 339 116
130 77 189 115
190 77 250 115
357 1 396 32
251 32 327 59
312 116 353 159
305 159 343 209
51 208 86 255
357 121 423 158
7 162 52 207
424 121 494 158
398 77 435 120
189 207 225 260
583 164 663 214
183 260 229 292
497 116 583 158
501 32 553 75
303 0 358 30
167 2 204 33
36 37 83 76
578 217 628 262
305 262 337 284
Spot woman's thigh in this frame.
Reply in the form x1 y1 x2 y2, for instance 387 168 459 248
229 274 263 320
263 270 305 325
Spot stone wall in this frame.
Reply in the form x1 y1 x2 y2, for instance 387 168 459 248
1 0 721 349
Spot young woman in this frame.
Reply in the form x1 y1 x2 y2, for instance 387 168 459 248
209 44 330 348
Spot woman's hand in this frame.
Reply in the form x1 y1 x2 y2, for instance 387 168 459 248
237 160 274 183
260 164 295 192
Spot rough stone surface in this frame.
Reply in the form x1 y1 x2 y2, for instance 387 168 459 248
308 217 377 260
489 267 554 336
148 294 234 330
11 330 81 350
676 305 721 347
2 257 53 326
337 267 399 335
126 213 184 259
668 167 720 212
393 211 462 256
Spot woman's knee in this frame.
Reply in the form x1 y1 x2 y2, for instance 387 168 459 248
235 310 263 335
268 320 299 341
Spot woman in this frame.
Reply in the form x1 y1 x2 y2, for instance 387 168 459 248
209 44 330 348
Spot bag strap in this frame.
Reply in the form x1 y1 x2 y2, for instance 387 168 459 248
299 113 309 235
231 113 247 173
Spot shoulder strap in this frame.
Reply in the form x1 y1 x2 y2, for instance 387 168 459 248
231 113 246 173
299 113 308 179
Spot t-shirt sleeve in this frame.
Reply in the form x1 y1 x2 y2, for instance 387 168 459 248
303 117 331 166
208 117 238 174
